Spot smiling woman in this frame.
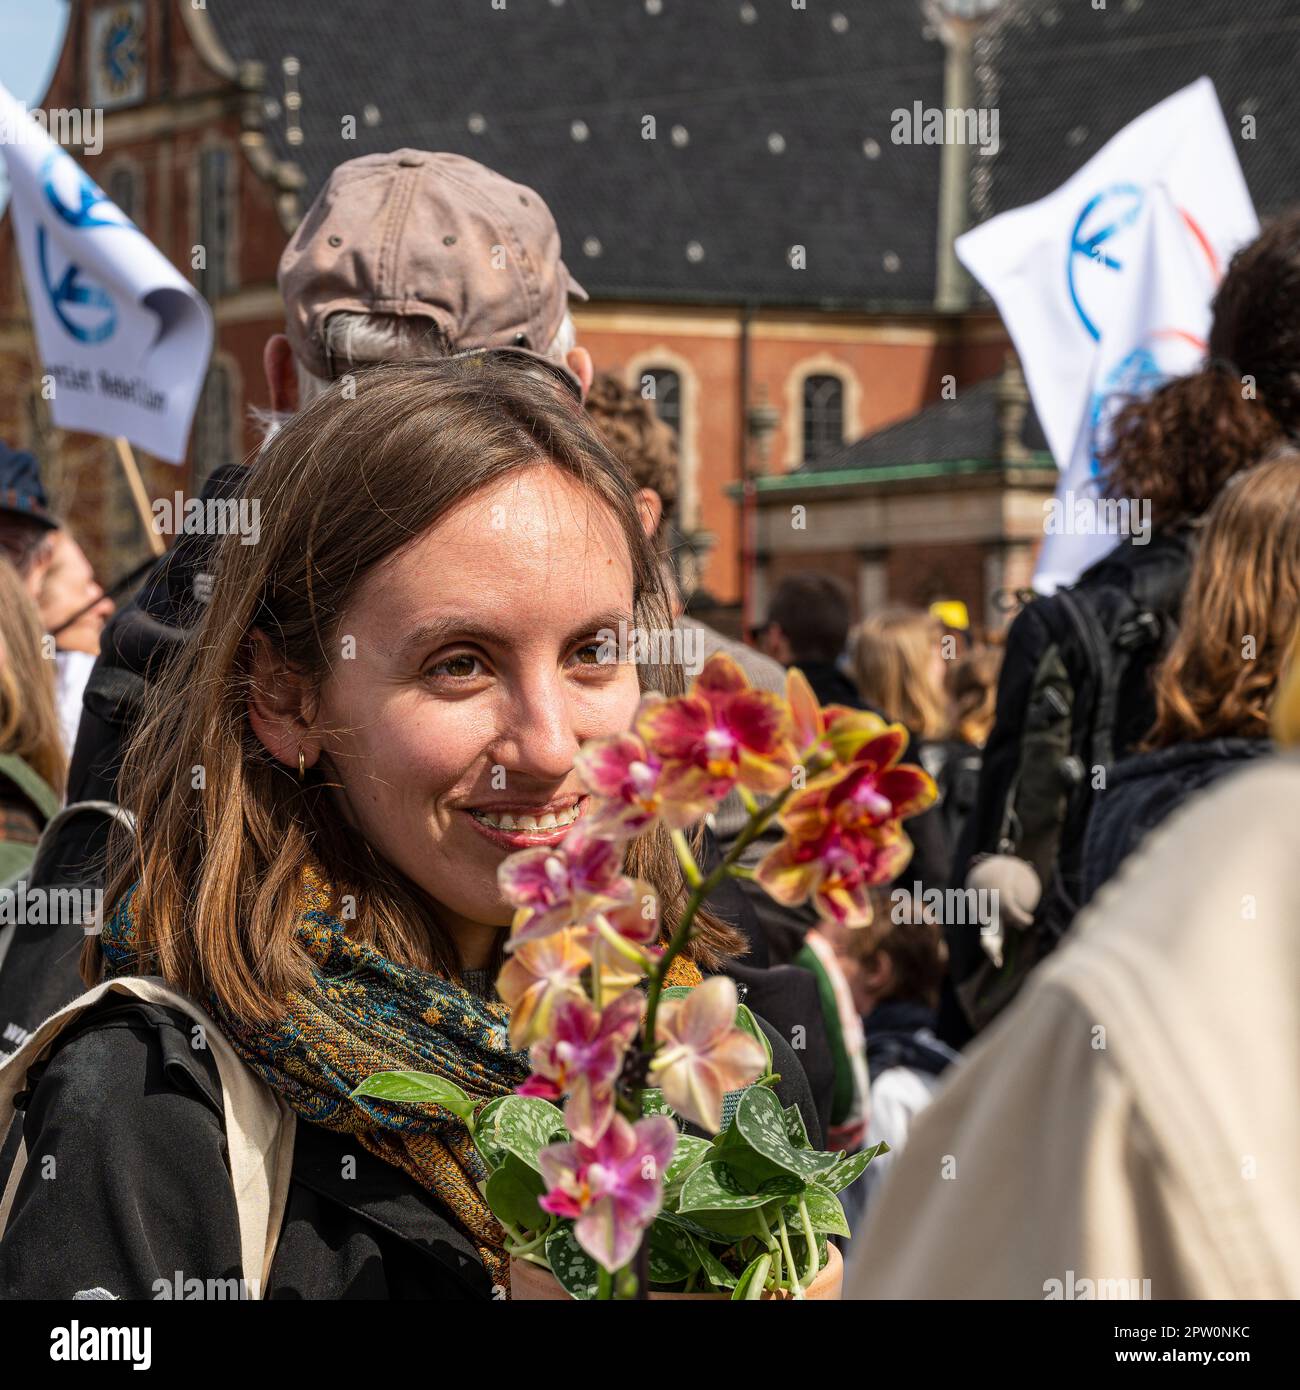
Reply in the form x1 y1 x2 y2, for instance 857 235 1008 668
102 354 739 1009
0 354 772 1301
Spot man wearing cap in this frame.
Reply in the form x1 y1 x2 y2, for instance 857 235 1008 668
0 151 592 1057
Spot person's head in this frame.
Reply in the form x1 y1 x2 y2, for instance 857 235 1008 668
1102 210 1300 527
38 529 113 656
1144 447 1300 749
0 442 58 592
760 572 852 668
262 151 593 425
101 355 737 1020
0 558 64 796
850 606 949 740
583 373 679 546
829 890 947 1016
946 642 1003 747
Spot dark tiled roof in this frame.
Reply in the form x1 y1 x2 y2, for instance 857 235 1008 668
803 373 1047 473
977 0 1300 224
207 0 946 308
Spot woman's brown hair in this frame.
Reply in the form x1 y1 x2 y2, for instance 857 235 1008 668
93 356 739 1021
0 557 65 795
946 643 1003 748
1101 210 1300 526
850 606 949 740
1145 447 1300 748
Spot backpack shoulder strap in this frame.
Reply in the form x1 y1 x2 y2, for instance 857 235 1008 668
0 754 60 826
0 976 295 1299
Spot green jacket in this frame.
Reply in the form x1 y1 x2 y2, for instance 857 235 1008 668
0 752 60 889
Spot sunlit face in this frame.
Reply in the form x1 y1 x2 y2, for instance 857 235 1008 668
39 531 113 655
312 465 643 947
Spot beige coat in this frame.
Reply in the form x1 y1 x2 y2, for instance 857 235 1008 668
847 755 1300 1299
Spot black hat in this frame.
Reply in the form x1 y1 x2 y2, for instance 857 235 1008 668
0 441 57 530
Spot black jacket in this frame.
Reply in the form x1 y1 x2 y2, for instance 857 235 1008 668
0 464 249 1061
1079 737 1272 910
0 994 821 1300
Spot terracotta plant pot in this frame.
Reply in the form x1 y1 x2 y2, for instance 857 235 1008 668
510 1241 843 1301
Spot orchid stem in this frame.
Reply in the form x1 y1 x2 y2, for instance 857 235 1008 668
645 789 797 1052
669 828 703 888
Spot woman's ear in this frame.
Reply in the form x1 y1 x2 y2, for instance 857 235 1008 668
246 629 320 771
637 487 663 540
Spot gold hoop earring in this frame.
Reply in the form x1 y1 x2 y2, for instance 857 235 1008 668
298 749 306 783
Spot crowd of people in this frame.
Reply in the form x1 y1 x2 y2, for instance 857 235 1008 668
0 145 1297 1300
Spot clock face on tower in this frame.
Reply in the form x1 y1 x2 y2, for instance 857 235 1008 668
89 1 147 111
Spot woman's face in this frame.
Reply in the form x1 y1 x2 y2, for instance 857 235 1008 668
312 465 643 939
39 531 113 655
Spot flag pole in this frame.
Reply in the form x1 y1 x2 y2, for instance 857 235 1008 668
113 436 165 557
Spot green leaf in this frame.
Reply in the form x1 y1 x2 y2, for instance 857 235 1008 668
649 1218 700 1286
640 1087 674 1119
658 1209 729 1242
796 1184 851 1237
817 1140 890 1194
350 1070 477 1119
734 1087 840 1180
544 1225 600 1301
734 1003 773 1072
731 1251 772 1301
689 1237 738 1289
481 1096 568 1173
679 1160 803 1214
782 1103 813 1151
472 1096 511 1170
484 1153 547 1232
665 1134 711 1188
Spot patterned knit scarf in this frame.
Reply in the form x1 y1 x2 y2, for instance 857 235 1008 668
100 870 701 1294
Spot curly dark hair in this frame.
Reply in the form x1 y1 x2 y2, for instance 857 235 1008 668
583 373 679 526
1100 209 1300 528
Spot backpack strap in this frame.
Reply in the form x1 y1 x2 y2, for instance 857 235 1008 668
0 754 60 827
0 976 296 1299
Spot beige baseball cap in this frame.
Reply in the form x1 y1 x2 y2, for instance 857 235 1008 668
278 150 587 379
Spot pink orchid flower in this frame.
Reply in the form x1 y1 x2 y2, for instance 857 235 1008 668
499 824 633 946
537 1114 679 1272
756 820 913 927
637 653 796 807
517 990 643 1145
648 976 769 1132
584 891 662 994
575 733 667 837
495 928 592 1049
779 725 937 844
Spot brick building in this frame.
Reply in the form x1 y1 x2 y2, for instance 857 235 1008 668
1 0 1296 627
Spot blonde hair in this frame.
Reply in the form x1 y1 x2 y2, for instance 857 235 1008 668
0 557 65 795
851 606 949 740
97 357 738 1022
1147 447 1300 748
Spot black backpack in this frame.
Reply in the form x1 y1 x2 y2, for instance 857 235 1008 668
955 530 1194 1029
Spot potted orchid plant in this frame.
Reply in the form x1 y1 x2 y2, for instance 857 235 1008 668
355 654 936 1299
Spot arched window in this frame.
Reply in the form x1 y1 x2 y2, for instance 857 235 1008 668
644 367 681 435
106 165 139 223
197 147 236 300
803 374 844 462
192 360 235 483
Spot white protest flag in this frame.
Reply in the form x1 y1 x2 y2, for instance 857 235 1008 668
955 77 1258 592
0 82 212 464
